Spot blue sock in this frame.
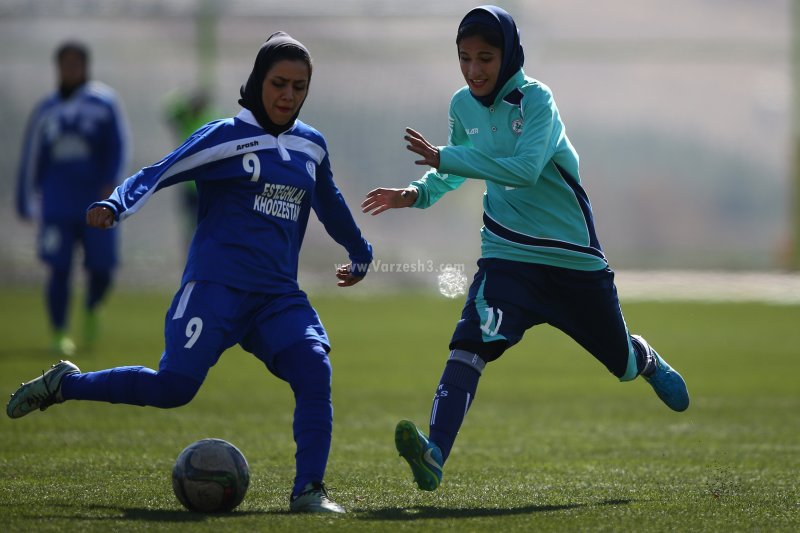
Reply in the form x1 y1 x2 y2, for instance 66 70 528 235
60 367 200 408
47 267 71 330
87 270 112 310
428 351 484 463
272 341 333 498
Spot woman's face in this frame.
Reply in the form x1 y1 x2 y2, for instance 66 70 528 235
261 59 310 126
458 34 502 97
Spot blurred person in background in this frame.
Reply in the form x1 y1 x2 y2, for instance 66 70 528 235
163 88 219 248
15 41 130 356
362 5 689 492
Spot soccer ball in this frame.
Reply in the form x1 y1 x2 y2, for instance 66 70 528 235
172 438 250 513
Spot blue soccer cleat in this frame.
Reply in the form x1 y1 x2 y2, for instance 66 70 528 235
395 419 443 491
633 335 689 412
6 360 79 419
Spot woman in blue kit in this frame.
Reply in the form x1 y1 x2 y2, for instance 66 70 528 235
362 6 689 492
7 32 372 514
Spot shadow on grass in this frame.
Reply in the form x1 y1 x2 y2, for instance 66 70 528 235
355 498 631 521
107 507 283 521
17 503 288 522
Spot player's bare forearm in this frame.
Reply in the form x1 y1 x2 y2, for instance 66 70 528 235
361 187 418 216
86 206 115 229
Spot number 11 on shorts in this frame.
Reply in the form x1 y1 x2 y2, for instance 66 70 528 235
480 306 503 337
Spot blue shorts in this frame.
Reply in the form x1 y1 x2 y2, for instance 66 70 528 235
451 258 633 378
39 218 118 271
159 281 329 382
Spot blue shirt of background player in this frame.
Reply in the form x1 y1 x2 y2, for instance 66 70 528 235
16 73 129 223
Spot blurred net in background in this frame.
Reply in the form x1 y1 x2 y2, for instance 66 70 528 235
0 0 790 291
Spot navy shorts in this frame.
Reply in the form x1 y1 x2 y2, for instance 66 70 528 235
159 280 330 382
39 218 118 271
451 258 634 378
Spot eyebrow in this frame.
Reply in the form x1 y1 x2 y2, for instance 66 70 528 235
271 76 307 83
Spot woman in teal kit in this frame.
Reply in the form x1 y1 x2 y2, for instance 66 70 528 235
362 5 690 492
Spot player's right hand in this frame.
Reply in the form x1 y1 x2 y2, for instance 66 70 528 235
361 187 418 216
86 206 115 229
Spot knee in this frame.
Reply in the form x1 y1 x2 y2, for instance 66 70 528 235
277 341 332 396
155 371 201 408
450 339 507 363
49 267 71 284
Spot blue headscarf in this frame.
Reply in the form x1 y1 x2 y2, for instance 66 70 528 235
457 5 524 107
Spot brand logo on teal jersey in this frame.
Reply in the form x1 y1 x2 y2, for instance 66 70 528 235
511 119 523 135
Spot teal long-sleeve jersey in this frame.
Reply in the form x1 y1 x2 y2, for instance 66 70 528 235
410 69 607 271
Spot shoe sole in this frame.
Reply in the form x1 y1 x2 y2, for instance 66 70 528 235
6 361 78 419
395 420 440 491
289 502 346 514
7 384 37 418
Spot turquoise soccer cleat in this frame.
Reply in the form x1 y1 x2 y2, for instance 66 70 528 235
395 419 443 491
634 335 690 412
6 360 80 419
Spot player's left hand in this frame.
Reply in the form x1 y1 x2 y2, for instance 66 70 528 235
405 127 440 168
336 263 364 287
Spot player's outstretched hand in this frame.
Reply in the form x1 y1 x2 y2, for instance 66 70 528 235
362 187 418 216
336 263 365 287
405 127 440 168
86 206 115 229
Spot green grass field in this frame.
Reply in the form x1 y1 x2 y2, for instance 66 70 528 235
1 287 798 532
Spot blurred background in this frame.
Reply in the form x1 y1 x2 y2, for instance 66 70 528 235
0 0 793 293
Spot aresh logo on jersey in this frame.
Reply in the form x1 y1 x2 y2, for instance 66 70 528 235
236 140 259 151
511 119 523 135
466 127 479 135
253 182 306 222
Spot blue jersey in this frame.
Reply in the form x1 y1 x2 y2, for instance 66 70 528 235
92 109 373 294
16 82 130 221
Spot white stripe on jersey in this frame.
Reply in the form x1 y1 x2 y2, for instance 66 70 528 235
172 281 196 320
117 128 326 221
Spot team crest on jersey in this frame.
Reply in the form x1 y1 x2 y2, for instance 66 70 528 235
306 160 316 179
511 118 524 135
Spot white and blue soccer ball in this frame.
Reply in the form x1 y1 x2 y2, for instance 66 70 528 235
172 438 250 513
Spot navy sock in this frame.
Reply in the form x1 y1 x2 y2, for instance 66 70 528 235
47 267 71 330
87 270 112 310
631 336 653 376
60 367 200 408
428 353 483 463
272 341 333 498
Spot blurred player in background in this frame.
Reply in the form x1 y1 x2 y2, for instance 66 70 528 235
8 32 372 515
15 41 130 356
163 88 219 248
362 6 690 492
